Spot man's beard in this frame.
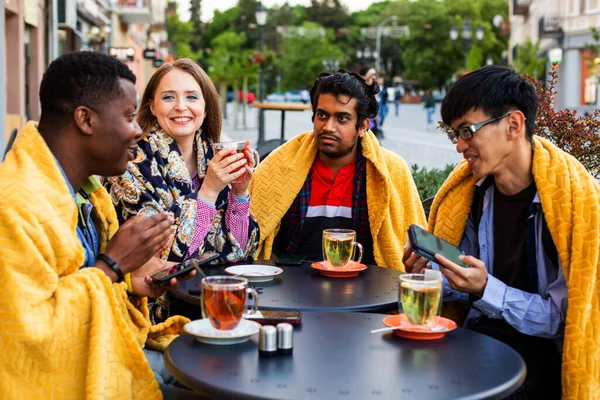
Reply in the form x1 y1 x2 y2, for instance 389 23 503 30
319 134 359 159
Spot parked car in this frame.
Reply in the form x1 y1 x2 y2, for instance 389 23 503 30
266 92 285 102
284 91 302 102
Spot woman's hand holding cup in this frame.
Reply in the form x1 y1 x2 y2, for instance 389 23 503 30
229 140 255 198
198 144 248 204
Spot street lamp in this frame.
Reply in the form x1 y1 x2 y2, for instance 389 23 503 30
255 2 267 146
376 15 397 73
450 19 484 71
322 58 340 71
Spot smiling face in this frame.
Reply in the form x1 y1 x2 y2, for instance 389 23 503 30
313 93 368 162
150 68 206 139
451 108 514 179
89 78 143 176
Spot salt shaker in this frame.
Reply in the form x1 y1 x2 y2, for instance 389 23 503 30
258 325 277 357
276 323 293 355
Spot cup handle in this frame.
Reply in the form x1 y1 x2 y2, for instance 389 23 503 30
250 149 260 171
353 242 364 264
245 287 259 316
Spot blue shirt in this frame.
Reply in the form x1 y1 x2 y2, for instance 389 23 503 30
438 177 568 342
56 160 100 268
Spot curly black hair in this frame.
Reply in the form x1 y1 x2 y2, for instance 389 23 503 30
309 68 379 131
39 51 136 129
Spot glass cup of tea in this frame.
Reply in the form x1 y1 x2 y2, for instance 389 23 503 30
200 276 259 331
211 141 260 183
322 229 364 268
398 273 443 326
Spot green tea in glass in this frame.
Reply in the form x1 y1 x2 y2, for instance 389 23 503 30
399 273 442 326
322 229 364 267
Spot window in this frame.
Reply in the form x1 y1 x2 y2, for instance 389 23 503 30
587 0 600 12
567 0 581 15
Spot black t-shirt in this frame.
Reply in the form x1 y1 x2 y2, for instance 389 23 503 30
493 182 537 291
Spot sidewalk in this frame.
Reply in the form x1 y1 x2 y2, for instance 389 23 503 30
220 102 462 170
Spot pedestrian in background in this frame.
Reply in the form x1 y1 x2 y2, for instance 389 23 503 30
377 77 389 128
423 89 436 128
394 87 403 116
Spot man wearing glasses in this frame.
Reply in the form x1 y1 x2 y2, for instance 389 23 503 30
404 65 600 398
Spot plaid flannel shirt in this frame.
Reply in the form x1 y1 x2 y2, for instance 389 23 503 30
277 149 370 257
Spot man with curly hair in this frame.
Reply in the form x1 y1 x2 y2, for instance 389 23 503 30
250 69 425 270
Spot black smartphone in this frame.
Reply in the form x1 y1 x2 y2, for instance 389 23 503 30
275 253 304 266
151 251 220 284
246 310 302 325
408 224 469 268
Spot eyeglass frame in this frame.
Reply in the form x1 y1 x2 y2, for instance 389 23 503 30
445 112 514 144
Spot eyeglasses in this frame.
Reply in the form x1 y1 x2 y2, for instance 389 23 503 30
445 112 512 144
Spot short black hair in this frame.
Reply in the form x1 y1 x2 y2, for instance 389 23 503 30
309 68 379 130
441 65 538 140
39 51 136 129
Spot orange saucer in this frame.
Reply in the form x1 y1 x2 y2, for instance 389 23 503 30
382 314 457 340
310 261 368 278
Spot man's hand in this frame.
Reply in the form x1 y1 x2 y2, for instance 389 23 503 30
130 256 197 298
402 242 430 273
434 254 488 298
103 213 175 275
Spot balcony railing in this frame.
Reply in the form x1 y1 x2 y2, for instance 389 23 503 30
513 0 531 16
117 0 151 25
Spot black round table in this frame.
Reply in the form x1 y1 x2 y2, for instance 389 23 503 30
172 261 400 313
165 312 526 400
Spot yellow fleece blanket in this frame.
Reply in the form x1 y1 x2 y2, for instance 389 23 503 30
428 136 600 399
0 122 189 399
249 130 426 270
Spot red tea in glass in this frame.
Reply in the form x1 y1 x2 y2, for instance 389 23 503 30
211 141 260 183
201 276 259 331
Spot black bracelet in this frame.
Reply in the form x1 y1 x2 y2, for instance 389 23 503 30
98 253 125 283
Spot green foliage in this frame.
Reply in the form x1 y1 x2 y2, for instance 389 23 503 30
165 14 202 61
410 164 456 201
513 38 547 80
276 21 342 90
207 31 257 84
584 27 600 80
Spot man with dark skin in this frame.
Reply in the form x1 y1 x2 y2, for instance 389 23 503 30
0 52 194 398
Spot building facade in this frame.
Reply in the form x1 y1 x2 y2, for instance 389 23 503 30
509 0 600 110
1 0 168 156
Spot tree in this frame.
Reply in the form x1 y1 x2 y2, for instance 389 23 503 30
276 21 343 90
306 0 349 33
513 38 547 80
189 0 203 60
166 13 202 61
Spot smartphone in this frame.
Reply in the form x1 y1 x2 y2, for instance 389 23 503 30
151 251 220 284
246 310 302 325
275 253 304 266
408 224 469 268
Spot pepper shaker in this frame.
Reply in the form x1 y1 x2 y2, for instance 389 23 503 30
276 323 293 355
258 325 277 357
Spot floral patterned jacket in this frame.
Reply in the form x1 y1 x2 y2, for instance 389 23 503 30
105 129 260 264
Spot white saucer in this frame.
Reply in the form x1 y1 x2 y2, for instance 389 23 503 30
224 265 283 282
184 318 261 345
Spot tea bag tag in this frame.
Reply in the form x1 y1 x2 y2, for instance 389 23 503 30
424 269 442 280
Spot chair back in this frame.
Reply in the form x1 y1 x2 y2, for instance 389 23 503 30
422 196 434 219
3 128 18 161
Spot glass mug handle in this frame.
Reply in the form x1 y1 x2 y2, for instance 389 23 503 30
249 149 260 171
353 242 364 263
245 287 259 316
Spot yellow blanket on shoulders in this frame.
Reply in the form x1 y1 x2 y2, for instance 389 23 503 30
0 122 188 399
428 136 600 399
249 130 426 270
